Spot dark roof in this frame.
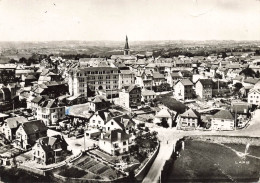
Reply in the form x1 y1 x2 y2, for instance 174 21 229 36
179 79 193 86
103 129 130 143
22 120 48 135
37 135 68 152
31 96 43 103
180 70 193 77
212 110 234 120
196 79 213 86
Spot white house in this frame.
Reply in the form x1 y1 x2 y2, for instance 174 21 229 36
177 109 200 130
141 89 156 102
174 79 194 100
211 110 234 131
99 129 133 155
104 115 135 133
88 110 114 129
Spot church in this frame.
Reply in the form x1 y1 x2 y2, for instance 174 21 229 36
110 35 136 61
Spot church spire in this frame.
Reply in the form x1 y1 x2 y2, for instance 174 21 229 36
124 35 130 55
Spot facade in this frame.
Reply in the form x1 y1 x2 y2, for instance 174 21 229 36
89 95 110 112
36 99 65 126
32 135 68 165
0 64 16 84
141 89 156 102
99 129 132 155
248 89 260 106
118 70 135 89
119 84 141 109
153 107 176 128
15 120 48 149
195 79 213 99
88 110 113 129
68 67 119 97
174 79 194 100
104 115 135 133
135 70 153 89
177 109 200 130
211 110 234 131
0 116 28 141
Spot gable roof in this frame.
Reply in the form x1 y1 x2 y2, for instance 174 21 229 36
196 79 213 86
212 110 234 120
179 79 193 86
36 135 68 152
155 108 172 118
102 129 130 143
142 89 156 96
22 120 48 135
180 109 200 118
5 116 28 129
153 72 165 79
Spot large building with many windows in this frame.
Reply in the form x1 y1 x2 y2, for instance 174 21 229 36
68 67 119 98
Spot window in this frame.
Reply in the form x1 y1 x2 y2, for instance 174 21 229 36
123 141 127 145
93 120 95 123
111 122 114 125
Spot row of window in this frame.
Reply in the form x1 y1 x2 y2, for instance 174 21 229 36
77 70 118 76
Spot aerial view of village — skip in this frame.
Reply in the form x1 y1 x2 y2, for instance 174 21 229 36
0 0 260 182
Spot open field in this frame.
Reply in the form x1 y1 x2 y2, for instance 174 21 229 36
166 140 260 182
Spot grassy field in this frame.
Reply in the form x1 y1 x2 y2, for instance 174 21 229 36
223 143 260 158
166 140 260 182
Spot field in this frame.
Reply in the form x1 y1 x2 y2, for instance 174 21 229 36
166 140 260 182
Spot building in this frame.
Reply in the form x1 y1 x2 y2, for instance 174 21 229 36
119 84 141 109
36 99 66 126
0 116 28 141
124 35 130 56
152 72 166 86
15 120 48 149
99 129 132 155
195 79 213 99
118 70 135 89
174 79 194 100
141 89 156 102
0 64 16 84
32 135 68 165
104 115 135 133
153 107 176 128
68 66 119 98
88 110 114 129
177 109 200 130
135 70 153 89
211 110 234 131
89 95 110 112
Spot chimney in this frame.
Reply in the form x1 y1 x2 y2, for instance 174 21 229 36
117 132 121 141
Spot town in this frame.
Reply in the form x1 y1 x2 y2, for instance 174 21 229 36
0 35 260 182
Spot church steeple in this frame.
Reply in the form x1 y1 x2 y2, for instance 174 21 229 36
124 35 130 55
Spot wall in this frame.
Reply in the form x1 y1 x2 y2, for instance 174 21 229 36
135 142 160 182
187 135 260 146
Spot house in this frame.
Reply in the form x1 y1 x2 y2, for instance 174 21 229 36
231 102 250 127
153 72 165 86
211 110 234 131
195 79 213 99
174 79 194 100
0 116 28 141
32 135 68 165
99 129 132 155
104 115 135 133
15 120 48 149
88 110 114 129
177 109 200 130
153 107 176 128
118 70 135 89
248 88 260 106
141 89 156 102
89 95 110 112
166 72 182 87
36 99 66 126
119 84 141 109
135 70 153 89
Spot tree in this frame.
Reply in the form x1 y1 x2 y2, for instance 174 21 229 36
233 82 243 92
239 67 256 78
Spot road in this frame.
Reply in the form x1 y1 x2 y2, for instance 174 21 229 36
142 109 260 183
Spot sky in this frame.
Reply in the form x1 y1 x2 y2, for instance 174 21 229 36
0 0 260 41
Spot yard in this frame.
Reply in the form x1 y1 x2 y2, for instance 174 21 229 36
166 140 260 182
54 153 126 180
